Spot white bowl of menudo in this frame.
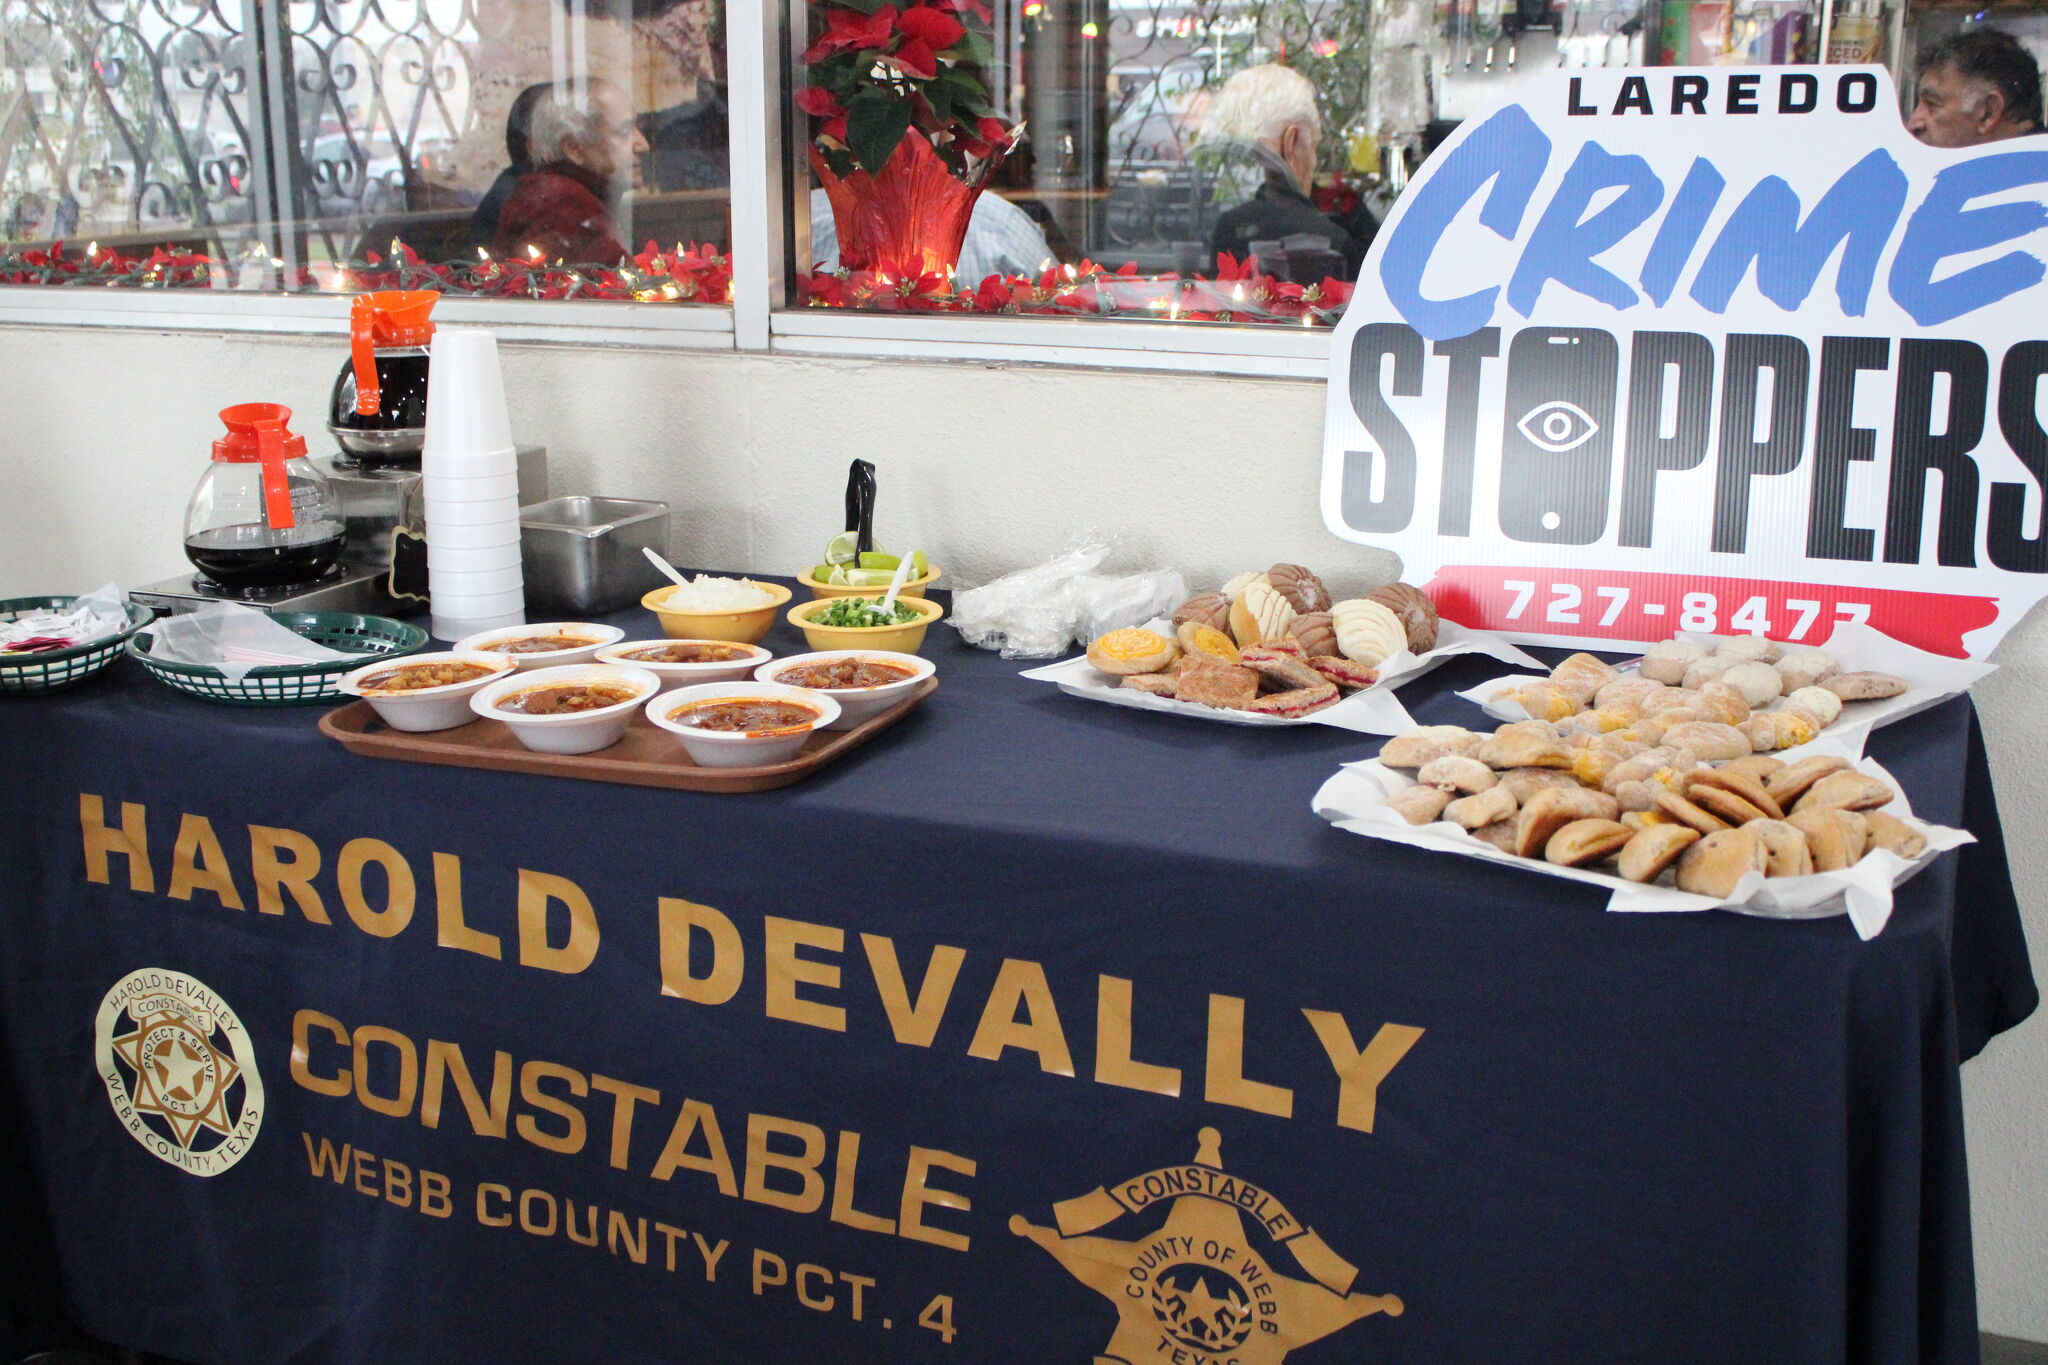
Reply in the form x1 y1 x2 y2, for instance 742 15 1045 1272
594 638 771 692
338 651 515 732
645 681 841 767
754 650 932 730
470 663 660 754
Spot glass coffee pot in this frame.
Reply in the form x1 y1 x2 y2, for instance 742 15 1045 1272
328 289 439 464
183 403 348 589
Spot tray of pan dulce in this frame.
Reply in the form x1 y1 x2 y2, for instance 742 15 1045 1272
317 624 936 793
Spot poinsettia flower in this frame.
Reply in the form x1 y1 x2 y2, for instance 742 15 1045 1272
1212 251 1260 280
820 113 848 143
932 0 992 21
796 86 844 117
887 37 938 78
975 116 1011 146
897 5 965 50
803 6 897 61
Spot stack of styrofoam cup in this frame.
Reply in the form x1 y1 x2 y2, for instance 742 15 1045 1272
423 326 527 642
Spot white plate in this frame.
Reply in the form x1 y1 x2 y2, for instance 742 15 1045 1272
1021 620 1543 736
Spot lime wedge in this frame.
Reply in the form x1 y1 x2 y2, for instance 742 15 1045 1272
857 551 900 570
825 531 860 566
808 564 833 583
907 548 929 578
826 563 852 586
843 567 896 587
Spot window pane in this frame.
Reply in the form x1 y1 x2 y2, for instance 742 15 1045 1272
0 0 729 304
790 0 1368 325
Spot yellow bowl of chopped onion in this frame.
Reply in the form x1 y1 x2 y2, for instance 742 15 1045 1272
641 577 792 644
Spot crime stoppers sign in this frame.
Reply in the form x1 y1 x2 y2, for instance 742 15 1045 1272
1322 67 2048 658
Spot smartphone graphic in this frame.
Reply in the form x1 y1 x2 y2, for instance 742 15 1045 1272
1497 327 1619 545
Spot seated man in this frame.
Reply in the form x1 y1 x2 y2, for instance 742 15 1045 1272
1202 63 1372 280
1906 28 2044 148
467 81 555 252
492 78 649 264
807 186 1052 286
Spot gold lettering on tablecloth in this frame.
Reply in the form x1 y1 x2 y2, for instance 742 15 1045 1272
516 1060 588 1154
290 1011 352 1096
651 1098 738 1192
336 838 414 937
765 917 845 1031
79 794 152 892
1205 995 1295 1119
900 1146 976 1252
351 1024 418 1117
966 959 1076 1077
860 934 964 1047
517 870 598 974
588 1074 660 1170
167 814 245 909
1302 1012 1427 1136
746 1113 828 1213
422 1040 512 1138
1095 975 1183 1098
658 897 743 1004
829 1131 898 1235
250 826 327 922
432 852 499 958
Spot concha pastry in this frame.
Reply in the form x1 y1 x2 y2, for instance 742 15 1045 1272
1229 579 1298 646
1220 570 1265 599
1172 591 1232 635
1365 582 1440 654
1289 611 1337 659
1331 598 1408 668
1266 563 1332 614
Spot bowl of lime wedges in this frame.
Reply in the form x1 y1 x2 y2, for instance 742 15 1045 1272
800 538 941 601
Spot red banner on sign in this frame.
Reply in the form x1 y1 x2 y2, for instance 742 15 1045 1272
1423 567 2000 658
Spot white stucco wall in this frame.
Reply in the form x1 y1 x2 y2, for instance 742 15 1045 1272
2 323 2042 1339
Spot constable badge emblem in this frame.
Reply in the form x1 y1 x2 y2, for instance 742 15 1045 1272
1011 1126 1402 1364
96 968 263 1176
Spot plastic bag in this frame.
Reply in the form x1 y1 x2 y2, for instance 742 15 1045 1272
0 581 128 653
950 538 1187 659
145 601 355 681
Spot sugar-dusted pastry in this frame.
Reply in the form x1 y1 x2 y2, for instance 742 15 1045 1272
1791 769 1894 814
1386 785 1450 826
1566 705 1642 735
1510 680 1582 723
1366 582 1440 654
1568 737 1646 790
1747 819 1813 878
1694 681 1752 727
1597 677 1667 709
1176 621 1241 665
1658 721 1752 760
1775 649 1840 692
1719 661 1784 708
1545 818 1632 867
1640 686 1705 715
1640 640 1706 685
1824 670 1907 701
1682 656 1735 691
1514 786 1620 857
1790 808 1868 870
1220 570 1264 598
1739 709 1820 753
1380 726 1483 767
1687 766 1785 820
1722 754 1787 786
1655 789 1732 835
1602 747 1690 794
1782 685 1843 728
1500 767 1583 802
1765 755 1849 804
1240 644 1326 692
1230 579 1299 647
1256 636 1305 659
1120 673 1180 696
1289 611 1338 660
1446 785 1518 829
1088 626 1178 676
1612 780 1659 813
1266 563 1333 614
1618 823 1700 882
1470 819 1518 853
1420 754 1497 794
1244 682 1340 718
1479 721 1571 770
1173 656 1260 710
1549 653 1616 707
1714 635 1782 664
1331 598 1408 668
1172 591 1232 635
1864 809 1928 859
1683 779 1770 826
1676 828 1769 896
1309 656 1378 690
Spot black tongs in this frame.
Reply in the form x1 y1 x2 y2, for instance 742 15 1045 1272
844 459 877 556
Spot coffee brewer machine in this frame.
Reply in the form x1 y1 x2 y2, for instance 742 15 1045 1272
133 291 546 616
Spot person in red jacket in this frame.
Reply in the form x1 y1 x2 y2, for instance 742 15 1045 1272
492 78 649 265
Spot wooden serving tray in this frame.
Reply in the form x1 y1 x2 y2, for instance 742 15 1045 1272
318 677 936 792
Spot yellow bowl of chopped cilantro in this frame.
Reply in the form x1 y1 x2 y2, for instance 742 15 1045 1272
787 594 944 655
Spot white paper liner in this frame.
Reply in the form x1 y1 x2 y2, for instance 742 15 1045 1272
1020 620 1545 735
0 582 127 652
1311 736 1974 939
1458 623 1994 751
143 600 357 681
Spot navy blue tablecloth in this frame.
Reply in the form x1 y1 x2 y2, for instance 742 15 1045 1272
0 591 2035 1365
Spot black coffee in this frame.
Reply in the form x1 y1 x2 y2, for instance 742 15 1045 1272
331 349 430 433
185 522 347 587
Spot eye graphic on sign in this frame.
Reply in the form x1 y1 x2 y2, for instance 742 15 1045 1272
1515 400 1600 453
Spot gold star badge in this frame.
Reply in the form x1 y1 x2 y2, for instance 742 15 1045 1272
1011 1127 1401 1365
110 1009 241 1149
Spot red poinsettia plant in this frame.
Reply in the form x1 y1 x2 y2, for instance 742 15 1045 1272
799 0 1012 179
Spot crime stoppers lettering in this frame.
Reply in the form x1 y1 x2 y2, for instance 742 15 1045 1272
1013 1128 1400 1365
95 968 263 1176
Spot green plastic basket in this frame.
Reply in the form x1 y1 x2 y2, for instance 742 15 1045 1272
126 610 428 707
0 597 155 695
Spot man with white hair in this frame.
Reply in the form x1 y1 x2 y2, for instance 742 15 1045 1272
1203 63 1372 279
492 77 649 264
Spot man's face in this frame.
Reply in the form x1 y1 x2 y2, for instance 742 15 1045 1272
1908 63 2007 147
569 85 649 189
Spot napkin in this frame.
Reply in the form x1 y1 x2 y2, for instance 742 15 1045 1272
145 601 356 681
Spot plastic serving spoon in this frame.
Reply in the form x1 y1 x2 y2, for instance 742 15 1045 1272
642 546 693 593
876 552 916 622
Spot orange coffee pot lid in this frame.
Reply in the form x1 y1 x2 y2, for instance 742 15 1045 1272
349 289 440 417
213 402 309 531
